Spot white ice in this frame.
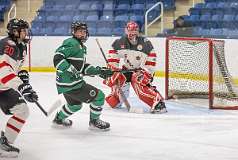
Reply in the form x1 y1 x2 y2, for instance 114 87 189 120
1 73 238 160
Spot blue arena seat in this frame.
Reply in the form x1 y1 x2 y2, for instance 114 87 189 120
86 15 99 21
103 3 114 10
134 0 145 5
65 5 77 10
31 28 41 36
113 21 127 28
52 5 65 11
131 4 144 15
114 15 129 22
100 15 114 21
53 27 69 36
91 3 103 11
72 15 85 21
46 15 58 22
59 15 72 22
78 2 92 11
97 21 113 28
205 2 217 9
112 27 124 36
88 27 97 35
96 28 112 36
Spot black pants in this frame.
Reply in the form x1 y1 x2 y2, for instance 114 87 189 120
0 89 25 115
63 83 98 105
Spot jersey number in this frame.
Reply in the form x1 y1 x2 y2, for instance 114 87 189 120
4 45 14 56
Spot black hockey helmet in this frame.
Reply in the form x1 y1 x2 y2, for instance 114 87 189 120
7 18 32 43
71 21 89 43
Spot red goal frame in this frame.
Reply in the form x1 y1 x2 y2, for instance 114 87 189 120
165 36 238 110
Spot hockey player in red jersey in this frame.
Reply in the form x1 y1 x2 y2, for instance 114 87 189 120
104 21 167 113
0 18 38 157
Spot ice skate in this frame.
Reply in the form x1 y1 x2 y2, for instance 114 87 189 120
52 112 73 127
151 101 167 114
0 131 19 158
89 119 110 131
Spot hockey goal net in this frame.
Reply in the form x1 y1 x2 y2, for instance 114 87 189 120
165 37 238 109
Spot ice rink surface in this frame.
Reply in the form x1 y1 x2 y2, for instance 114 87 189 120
1 72 238 160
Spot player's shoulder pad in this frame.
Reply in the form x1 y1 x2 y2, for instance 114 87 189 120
0 37 16 47
139 36 154 51
6 40 16 46
112 36 127 49
62 37 79 47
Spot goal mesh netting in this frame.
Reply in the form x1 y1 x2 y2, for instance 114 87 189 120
165 37 238 109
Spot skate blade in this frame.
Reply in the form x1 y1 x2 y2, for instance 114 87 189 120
51 123 72 129
151 108 168 114
0 150 19 158
88 126 110 132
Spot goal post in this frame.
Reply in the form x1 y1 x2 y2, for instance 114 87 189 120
165 36 238 110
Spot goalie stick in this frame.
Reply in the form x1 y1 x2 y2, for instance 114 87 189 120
95 38 141 113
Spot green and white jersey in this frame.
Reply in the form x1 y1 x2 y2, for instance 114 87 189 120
53 37 99 94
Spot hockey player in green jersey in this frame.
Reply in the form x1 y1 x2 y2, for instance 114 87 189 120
52 21 113 131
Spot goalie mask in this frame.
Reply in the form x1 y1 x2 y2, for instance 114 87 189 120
71 21 89 43
7 18 31 43
125 21 139 45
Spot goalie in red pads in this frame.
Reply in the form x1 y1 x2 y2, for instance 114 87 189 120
104 21 167 113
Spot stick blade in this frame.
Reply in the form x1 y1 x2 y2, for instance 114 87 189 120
47 99 63 116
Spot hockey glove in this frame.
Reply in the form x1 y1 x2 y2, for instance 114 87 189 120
67 65 81 78
18 70 29 84
18 83 38 102
96 66 113 79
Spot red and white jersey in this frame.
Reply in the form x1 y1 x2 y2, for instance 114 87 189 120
0 37 27 91
107 36 156 73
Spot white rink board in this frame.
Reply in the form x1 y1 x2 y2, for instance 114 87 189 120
20 36 238 78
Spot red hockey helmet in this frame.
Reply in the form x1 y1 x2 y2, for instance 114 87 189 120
125 21 139 44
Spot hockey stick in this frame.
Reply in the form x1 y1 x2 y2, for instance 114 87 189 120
34 99 62 117
95 38 132 112
35 101 48 116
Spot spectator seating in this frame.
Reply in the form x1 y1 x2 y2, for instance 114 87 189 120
0 0 12 21
31 0 175 36
166 1 238 38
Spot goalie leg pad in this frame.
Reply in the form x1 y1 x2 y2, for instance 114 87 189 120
103 72 126 87
106 94 120 108
106 83 130 108
131 74 164 108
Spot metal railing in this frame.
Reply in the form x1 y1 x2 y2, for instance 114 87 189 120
7 3 16 22
145 2 164 36
27 0 31 12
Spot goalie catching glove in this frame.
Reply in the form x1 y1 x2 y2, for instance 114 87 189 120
18 83 38 102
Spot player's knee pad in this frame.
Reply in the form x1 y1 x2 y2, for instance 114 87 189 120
92 90 105 106
106 94 120 108
9 103 29 120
